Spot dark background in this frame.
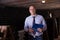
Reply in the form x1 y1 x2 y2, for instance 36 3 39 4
0 6 29 30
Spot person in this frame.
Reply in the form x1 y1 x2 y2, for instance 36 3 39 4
0 25 7 39
0 25 7 33
24 5 47 40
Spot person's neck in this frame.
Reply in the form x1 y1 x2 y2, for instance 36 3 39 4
31 14 37 16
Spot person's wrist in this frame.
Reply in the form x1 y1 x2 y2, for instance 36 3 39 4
37 28 43 32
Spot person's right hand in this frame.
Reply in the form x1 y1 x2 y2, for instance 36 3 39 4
28 28 34 33
37 28 43 32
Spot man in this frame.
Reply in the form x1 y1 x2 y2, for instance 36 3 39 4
24 5 47 40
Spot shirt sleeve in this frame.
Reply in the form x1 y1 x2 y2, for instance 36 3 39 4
41 16 47 31
24 18 29 32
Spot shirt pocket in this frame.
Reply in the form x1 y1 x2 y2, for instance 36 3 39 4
35 19 42 24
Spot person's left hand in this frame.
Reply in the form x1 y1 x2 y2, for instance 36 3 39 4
37 28 43 32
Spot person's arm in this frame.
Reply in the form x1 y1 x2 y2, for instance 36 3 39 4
24 18 34 33
37 16 47 32
24 18 29 32
42 16 47 31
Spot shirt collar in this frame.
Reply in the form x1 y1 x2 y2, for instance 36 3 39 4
30 14 37 17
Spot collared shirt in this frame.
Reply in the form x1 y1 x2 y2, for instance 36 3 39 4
24 14 47 36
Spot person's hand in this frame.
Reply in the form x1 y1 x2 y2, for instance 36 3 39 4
37 28 43 32
28 28 34 33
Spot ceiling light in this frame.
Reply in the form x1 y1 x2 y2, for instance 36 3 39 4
42 0 45 3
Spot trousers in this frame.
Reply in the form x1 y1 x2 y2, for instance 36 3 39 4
28 35 43 40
